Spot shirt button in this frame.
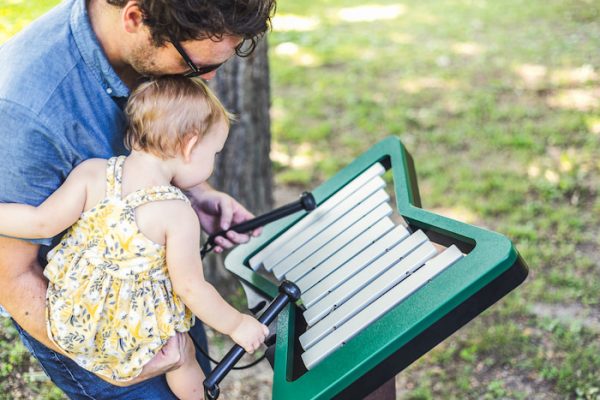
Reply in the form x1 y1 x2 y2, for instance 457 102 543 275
106 88 113 94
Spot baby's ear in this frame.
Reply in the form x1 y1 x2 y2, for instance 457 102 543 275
182 135 199 163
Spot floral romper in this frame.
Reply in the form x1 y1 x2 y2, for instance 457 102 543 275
44 156 194 382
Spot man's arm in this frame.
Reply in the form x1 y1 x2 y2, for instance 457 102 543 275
0 237 59 350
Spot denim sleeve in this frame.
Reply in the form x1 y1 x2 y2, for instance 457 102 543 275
0 99 71 246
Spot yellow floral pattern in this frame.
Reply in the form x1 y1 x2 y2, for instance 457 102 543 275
44 156 194 382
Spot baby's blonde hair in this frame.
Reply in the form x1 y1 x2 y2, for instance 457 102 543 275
124 76 233 159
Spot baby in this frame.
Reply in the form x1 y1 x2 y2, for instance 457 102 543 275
0 76 268 399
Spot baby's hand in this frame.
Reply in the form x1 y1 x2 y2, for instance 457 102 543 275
230 314 269 354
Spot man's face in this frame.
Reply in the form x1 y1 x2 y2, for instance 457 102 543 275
128 35 242 81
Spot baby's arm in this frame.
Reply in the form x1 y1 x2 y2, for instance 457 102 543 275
0 160 95 238
165 203 269 353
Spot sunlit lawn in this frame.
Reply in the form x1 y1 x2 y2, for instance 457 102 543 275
269 1 599 398
1 0 599 399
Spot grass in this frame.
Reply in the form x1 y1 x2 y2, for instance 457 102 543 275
272 1 600 398
2 0 599 399
0 319 64 400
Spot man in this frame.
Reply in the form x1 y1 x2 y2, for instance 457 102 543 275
0 0 275 398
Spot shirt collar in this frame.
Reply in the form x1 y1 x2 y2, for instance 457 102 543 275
70 0 130 98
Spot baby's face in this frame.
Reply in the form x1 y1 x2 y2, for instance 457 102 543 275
173 119 229 189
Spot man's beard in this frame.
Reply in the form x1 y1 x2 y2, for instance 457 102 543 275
128 43 163 77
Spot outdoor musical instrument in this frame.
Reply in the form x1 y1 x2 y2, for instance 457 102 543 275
218 136 528 399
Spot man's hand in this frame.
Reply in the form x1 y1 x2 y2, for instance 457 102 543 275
187 184 261 253
107 332 188 386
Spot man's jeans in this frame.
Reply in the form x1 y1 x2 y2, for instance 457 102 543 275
12 319 211 399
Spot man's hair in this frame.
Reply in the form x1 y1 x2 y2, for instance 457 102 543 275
124 76 233 159
107 0 276 56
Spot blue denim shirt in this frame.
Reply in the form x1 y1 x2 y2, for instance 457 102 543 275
0 0 130 248
0 3 212 381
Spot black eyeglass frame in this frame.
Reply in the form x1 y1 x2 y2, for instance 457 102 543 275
170 39 224 78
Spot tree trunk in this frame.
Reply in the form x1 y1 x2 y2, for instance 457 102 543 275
205 38 273 296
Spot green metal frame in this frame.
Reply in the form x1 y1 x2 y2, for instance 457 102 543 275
224 136 526 399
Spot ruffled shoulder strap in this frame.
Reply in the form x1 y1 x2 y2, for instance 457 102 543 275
105 156 126 198
124 185 191 209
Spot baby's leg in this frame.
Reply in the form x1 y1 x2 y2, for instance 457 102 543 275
166 333 205 400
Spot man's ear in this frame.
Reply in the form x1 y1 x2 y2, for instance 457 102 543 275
182 135 199 163
121 1 145 33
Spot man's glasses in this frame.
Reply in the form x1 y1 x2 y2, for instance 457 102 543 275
171 39 224 78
